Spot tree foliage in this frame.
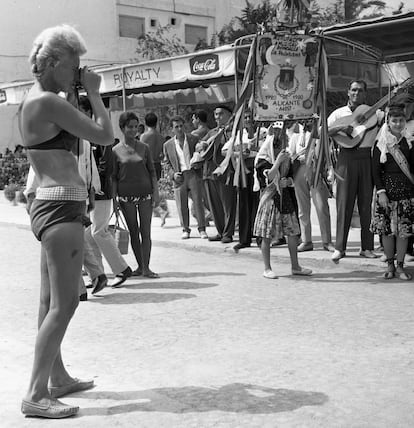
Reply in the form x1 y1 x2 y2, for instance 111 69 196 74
216 0 406 44
136 25 188 61
344 0 386 21
217 0 278 45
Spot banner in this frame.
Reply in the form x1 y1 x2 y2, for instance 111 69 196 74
254 33 320 121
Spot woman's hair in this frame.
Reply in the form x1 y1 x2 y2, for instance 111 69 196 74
387 103 406 119
29 24 87 77
119 111 139 130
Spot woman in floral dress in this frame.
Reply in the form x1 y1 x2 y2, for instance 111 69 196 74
371 104 414 280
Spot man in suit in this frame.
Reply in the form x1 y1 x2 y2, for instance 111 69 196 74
197 105 237 244
163 115 208 240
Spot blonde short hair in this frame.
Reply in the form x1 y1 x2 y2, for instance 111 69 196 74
29 24 87 77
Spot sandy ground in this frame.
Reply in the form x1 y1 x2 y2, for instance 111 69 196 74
1 194 414 427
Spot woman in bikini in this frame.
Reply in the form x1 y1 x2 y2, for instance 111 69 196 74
19 25 113 418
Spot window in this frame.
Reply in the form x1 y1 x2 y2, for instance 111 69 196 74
185 24 207 45
119 15 145 38
150 19 157 27
170 17 177 26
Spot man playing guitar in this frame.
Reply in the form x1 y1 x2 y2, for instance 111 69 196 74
328 79 381 262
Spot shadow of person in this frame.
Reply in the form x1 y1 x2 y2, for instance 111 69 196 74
89 292 197 304
126 281 218 290
160 272 245 278
79 383 328 416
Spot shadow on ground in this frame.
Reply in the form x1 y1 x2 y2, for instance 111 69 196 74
159 272 245 278
79 383 328 416
125 280 218 290
280 269 414 284
89 291 197 304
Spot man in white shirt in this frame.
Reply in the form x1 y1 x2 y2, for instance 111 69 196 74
328 79 380 262
163 115 207 240
287 122 334 252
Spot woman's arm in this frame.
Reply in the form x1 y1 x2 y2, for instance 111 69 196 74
37 93 113 146
146 146 159 207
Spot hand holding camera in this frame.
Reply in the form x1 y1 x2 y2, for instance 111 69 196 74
75 67 101 94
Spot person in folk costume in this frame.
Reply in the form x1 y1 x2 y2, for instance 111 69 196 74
253 122 312 279
370 104 414 280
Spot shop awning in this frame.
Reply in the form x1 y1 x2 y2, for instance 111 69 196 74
321 12 414 63
108 82 235 110
95 45 236 95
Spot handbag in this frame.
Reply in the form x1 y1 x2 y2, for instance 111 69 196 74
109 206 130 255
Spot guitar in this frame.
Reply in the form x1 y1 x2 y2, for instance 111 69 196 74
331 78 414 149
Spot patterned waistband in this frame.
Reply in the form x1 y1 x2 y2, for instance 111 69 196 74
36 186 88 201
119 194 152 204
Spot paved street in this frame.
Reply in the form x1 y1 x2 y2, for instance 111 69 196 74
1 197 414 427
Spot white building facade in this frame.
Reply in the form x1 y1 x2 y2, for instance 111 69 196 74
0 0 258 84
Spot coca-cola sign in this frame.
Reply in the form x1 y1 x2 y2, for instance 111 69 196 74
190 54 219 75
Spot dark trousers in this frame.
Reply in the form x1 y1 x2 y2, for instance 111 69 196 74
237 172 259 246
205 177 236 238
119 199 153 271
335 147 374 252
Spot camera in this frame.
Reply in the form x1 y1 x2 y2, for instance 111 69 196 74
74 67 83 89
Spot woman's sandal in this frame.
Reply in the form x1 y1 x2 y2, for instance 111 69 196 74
396 262 412 281
383 258 396 280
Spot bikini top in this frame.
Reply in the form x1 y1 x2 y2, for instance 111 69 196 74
26 130 78 151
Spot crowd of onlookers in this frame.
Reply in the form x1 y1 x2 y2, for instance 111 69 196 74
0 145 30 189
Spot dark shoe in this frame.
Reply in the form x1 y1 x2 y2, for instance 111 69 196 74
233 243 251 253
208 234 222 242
131 268 143 276
221 236 233 244
297 242 313 252
92 274 108 295
111 266 133 288
79 292 88 301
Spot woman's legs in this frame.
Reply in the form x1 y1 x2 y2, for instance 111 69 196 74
37 248 73 386
260 237 272 271
137 199 154 275
120 201 143 271
288 235 300 270
25 222 83 403
382 234 396 279
288 234 312 275
396 236 411 280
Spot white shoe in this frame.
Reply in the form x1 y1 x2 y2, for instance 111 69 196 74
331 250 345 262
359 249 378 258
181 231 190 239
199 231 208 239
263 270 278 279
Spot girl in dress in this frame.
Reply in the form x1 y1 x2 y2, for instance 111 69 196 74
254 125 312 279
371 104 414 280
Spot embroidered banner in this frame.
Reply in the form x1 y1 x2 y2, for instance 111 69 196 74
254 33 320 121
